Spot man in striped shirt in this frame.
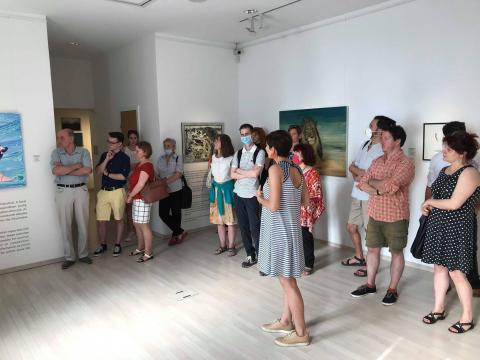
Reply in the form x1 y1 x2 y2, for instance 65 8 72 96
350 124 415 306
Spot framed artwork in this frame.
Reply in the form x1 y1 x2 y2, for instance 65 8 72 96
0 113 26 189
61 117 81 131
181 123 224 163
280 106 348 177
423 123 446 161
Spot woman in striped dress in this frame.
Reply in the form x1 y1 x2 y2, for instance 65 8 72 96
257 130 310 347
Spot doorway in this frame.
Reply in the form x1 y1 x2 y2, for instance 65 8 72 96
120 110 138 144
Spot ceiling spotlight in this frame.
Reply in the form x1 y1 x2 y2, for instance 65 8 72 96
244 9 258 14
68 41 80 46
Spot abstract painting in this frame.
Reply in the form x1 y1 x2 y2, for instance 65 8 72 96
280 106 348 177
181 123 224 163
0 113 26 189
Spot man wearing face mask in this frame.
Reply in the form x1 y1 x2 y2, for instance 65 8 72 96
341 116 393 277
156 138 187 245
231 123 266 268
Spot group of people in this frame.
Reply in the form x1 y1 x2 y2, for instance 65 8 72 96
50 114 480 347
50 130 187 268
341 117 480 336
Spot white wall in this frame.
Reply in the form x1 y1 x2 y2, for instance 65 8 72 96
50 57 95 109
0 12 62 271
154 36 238 232
238 0 480 262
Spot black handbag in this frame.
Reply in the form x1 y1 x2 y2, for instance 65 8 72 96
180 175 192 209
410 215 428 259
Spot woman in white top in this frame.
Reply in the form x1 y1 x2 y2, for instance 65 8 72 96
124 130 139 168
209 134 237 256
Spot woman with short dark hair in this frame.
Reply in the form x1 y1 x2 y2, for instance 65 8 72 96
293 143 325 275
257 130 310 347
421 131 480 334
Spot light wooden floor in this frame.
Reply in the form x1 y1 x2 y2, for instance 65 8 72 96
0 227 478 360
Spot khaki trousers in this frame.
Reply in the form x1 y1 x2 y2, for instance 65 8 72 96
55 185 89 261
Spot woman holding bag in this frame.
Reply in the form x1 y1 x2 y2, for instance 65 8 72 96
421 131 480 333
210 134 237 256
126 141 155 262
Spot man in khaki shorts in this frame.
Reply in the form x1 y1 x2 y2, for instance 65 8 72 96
94 132 130 257
351 124 415 306
341 116 384 276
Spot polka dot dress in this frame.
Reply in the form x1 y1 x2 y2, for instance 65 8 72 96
421 165 480 274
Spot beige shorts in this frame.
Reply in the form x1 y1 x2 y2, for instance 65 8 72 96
347 198 369 228
96 188 126 221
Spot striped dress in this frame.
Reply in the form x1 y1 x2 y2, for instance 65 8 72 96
258 160 305 278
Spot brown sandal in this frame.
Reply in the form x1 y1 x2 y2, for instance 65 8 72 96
341 256 366 267
227 247 237 257
214 247 227 255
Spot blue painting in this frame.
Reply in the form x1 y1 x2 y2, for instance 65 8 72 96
280 106 348 177
0 113 26 189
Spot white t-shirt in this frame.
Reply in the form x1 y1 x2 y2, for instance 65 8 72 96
231 144 265 198
211 155 233 183
351 141 383 201
124 146 139 168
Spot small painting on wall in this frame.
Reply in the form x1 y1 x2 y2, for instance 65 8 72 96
423 123 446 161
280 106 348 177
181 123 224 163
0 113 26 189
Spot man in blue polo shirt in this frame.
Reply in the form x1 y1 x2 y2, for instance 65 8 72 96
94 132 130 257
51 129 93 270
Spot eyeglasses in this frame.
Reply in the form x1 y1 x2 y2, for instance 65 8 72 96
107 140 120 145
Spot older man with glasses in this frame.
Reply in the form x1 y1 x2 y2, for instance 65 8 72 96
94 132 130 257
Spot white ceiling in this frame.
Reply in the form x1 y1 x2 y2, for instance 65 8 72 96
0 0 391 58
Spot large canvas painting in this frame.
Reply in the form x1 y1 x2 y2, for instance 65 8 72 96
280 106 348 177
0 113 26 189
181 123 224 163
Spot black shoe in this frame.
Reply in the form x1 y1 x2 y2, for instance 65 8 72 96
259 271 267 276
78 256 93 264
61 260 75 270
113 244 122 257
93 244 107 256
351 284 377 298
382 289 399 306
242 255 257 268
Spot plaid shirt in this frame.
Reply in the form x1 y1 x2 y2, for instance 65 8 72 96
358 150 415 222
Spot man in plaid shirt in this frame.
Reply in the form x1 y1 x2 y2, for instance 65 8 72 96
350 124 415 305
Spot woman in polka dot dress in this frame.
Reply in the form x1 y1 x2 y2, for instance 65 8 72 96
421 131 480 334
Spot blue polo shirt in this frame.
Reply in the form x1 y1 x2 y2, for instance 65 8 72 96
97 151 130 188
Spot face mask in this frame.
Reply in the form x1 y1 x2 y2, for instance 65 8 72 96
164 149 173 155
241 135 252 145
365 128 373 138
292 154 301 165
